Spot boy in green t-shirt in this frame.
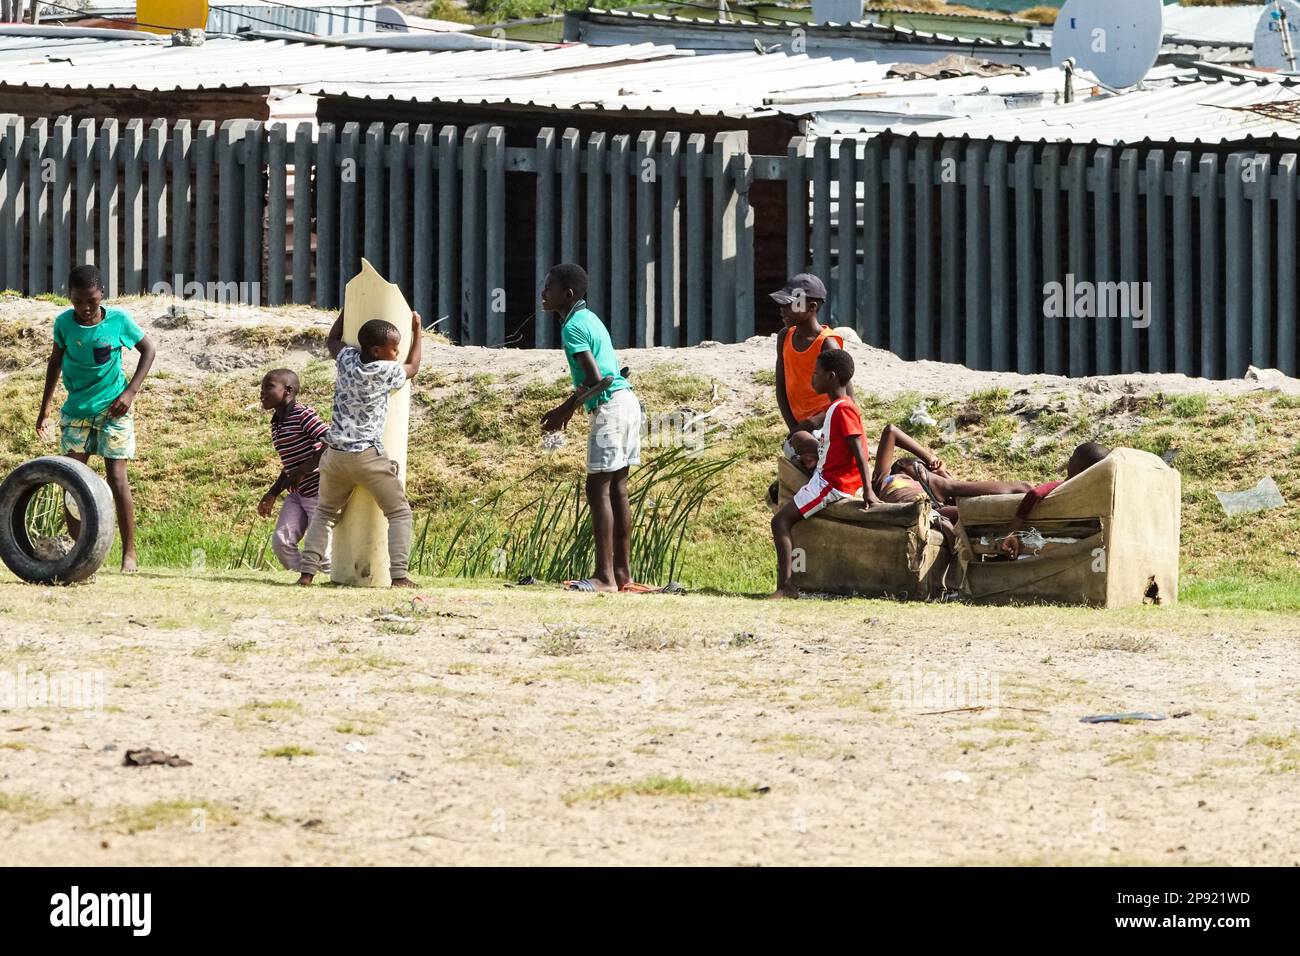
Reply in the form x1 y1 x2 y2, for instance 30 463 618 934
540 263 641 593
35 265 156 572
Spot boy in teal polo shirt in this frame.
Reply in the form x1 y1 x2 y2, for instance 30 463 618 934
540 263 642 593
35 265 156 572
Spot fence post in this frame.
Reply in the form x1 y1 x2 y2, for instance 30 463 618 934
634 130 657 347
861 137 883 347
659 131 681 349
1145 150 1167 373
171 119 191 288
74 119 95 272
145 118 167 294
811 135 831 313
890 138 912 360
363 121 385 275
436 125 458 335
2 117 26 291
217 120 240 293
964 140 988 369
1040 144 1063 375
193 120 214 288
988 141 1010 371
122 118 144 296
684 133 706 346
314 123 337 309
267 122 287 306
583 131 606 315
609 133 631 348
291 123 312 305
736 138 754 341
1224 152 1249 378
1013 143 1036 374
338 122 361 306
388 123 410 303
242 120 263 300
1171 151 1194 375
1198 154 1221 379
914 139 935 361
459 124 487 346
1093 147 1117 376
1118 148 1140 373
1277 154 1297 377
411 124 434 330
51 116 72 296
534 128 556 348
712 130 745 343
837 137 857 333
785 135 806 278
26 117 47 295
1066 145 1088 376
1250 154 1273 371
483 126 506 348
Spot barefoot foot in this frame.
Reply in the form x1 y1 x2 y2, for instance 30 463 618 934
296 573 314 587
390 577 419 589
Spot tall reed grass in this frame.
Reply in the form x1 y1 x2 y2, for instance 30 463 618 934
412 441 736 586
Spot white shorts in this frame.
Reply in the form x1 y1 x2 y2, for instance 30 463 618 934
587 388 642 474
793 472 855 518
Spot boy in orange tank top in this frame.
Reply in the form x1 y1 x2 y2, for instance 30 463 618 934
772 274 853 458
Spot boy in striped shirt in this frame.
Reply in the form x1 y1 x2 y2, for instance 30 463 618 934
770 349 879 598
258 369 330 574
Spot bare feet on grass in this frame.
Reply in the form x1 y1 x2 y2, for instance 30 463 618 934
768 586 800 600
121 553 138 574
297 573 314 587
390 577 419 589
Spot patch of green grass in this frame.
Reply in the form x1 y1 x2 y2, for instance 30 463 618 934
261 744 315 759
227 325 327 350
0 792 57 822
103 799 227 834
563 774 763 806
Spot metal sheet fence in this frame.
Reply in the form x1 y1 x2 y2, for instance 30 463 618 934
0 114 1295 378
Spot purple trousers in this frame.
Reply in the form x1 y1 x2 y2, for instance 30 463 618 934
273 491 330 573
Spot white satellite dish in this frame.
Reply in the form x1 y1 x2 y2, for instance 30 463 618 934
1255 0 1300 71
1052 0 1165 90
374 6 409 33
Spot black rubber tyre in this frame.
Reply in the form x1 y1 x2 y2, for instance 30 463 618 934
0 456 116 584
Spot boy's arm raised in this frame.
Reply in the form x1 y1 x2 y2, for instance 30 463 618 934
401 311 423 380
109 334 156 417
35 342 64 440
326 310 345 359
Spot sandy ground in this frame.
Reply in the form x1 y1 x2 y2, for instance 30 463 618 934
1 571 1298 866
3 294 1299 865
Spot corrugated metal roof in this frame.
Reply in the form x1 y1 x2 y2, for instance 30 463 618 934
1162 3 1264 47
0 32 676 93
571 7 1051 55
868 76 1300 144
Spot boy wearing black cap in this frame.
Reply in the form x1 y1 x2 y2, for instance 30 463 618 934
771 273 852 458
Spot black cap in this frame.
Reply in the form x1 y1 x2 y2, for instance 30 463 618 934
770 273 827 305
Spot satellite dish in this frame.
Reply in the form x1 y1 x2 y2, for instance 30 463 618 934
1255 0 1300 71
1052 0 1164 90
373 7 409 33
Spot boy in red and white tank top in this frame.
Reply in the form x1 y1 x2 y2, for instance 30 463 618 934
770 349 879 598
